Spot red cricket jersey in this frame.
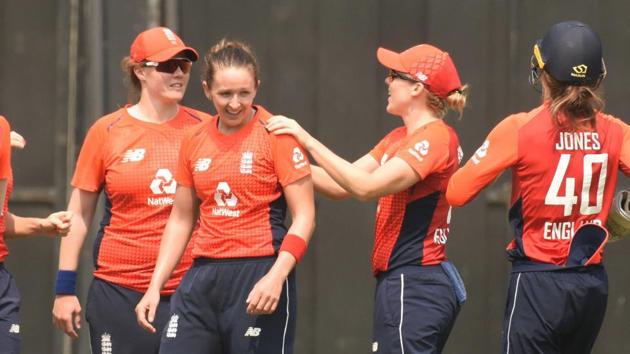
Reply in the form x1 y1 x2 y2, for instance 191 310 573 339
0 116 12 263
447 104 630 265
369 119 461 275
72 106 210 294
175 105 311 259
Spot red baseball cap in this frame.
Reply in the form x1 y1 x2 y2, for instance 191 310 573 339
377 44 462 98
130 27 199 63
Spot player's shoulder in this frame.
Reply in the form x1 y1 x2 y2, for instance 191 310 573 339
89 108 128 133
597 111 627 127
180 105 213 122
408 119 453 142
0 115 9 131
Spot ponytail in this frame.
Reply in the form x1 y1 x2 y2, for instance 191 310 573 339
542 72 603 129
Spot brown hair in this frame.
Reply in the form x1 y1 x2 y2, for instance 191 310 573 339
120 56 141 103
541 72 604 129
426 84 469 118
202 39 259 88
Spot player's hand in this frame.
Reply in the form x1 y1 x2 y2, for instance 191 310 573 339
245 271 285 315
135 288 160 333
41 211 73 236
10 131 26 149
52 295 82 338
265 115 312 147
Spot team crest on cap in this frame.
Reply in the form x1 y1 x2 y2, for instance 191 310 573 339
571 64 588 78
415 72 428 81
162 28 178 44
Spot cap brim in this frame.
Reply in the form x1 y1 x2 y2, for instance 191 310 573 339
146 46 199 62
376 47 407 72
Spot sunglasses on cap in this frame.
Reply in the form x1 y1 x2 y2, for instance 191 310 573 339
143 58 192 74
387 69 420 83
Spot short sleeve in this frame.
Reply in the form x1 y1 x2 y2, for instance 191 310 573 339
175 130 195 188
617 118 630 176
272 134 311 186
0 117 11 180
395 127 450 180
71 122 107 192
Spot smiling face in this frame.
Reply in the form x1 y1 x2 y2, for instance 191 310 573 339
134 57 191 104
203 65 258 132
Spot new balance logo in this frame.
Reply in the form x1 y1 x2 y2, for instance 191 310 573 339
244 327 261 337
166 314 179 338
101 333 112 354
9 324 19 334
194 158 211 172
121 148 145 163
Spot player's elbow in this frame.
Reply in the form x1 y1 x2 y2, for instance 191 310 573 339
446 188 467 207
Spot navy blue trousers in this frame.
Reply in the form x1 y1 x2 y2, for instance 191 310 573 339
0 264 20 354
502 266 608 354
86 277 171 354
159 257 296 354
372 265 460 354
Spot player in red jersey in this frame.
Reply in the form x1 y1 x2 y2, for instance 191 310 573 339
446 21 629 354
0 115 72 354
266 43 468 353
135 39 315 354
51 27 210 354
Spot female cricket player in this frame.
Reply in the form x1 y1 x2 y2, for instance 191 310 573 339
135 39 315 354
446 21 630 353
51 27 210 354
266 42 468 353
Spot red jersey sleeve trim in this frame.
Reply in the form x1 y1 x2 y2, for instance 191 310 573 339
447 113 524 206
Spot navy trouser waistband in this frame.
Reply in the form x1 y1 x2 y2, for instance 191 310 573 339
511 260 604 273
376 264 443 280
193 256 276 266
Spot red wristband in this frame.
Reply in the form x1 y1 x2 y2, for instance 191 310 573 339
279 234 307 263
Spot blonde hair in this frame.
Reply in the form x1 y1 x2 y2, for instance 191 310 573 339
426 84 469 118
202 39 259 88
120 56 141 103
542 72 603 129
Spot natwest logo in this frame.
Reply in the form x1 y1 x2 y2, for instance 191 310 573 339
213 182 240 217
147 168 176 206
292 147 307 169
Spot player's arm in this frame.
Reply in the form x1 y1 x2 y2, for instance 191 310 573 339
312 154 380 200
246 175 315 315
446 117 519 207
136 185 198 332
52 188 99 338
266 116 418 201
4 211 72 239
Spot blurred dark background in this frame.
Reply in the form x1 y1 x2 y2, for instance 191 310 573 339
1 1 628 353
